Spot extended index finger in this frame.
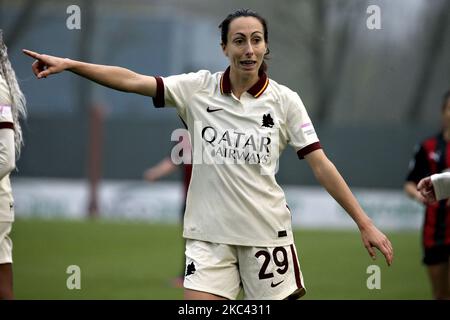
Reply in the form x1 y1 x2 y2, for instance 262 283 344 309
22 49 41 59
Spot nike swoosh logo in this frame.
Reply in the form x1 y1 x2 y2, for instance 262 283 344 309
270 280 284 288
207 106 223 113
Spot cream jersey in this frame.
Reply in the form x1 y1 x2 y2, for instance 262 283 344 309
153 68 321 246
0 74 14 222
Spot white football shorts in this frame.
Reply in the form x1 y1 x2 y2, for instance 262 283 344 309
184 239 306 300
0 222 13 264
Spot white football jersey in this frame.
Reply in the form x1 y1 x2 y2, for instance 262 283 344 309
0 74 14 222
153 68 321 246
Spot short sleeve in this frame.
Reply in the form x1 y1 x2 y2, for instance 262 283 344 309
405 144 429 184
286 93 321 159
152 70 210 117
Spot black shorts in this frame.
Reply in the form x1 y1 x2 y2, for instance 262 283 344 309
423 245 450 265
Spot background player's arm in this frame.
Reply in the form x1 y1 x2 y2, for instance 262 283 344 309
22 49 156 97
405 181 426 203
305 149 393 266
143 157 177 182
404 144 429 204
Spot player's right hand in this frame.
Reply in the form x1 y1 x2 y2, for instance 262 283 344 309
22 49 68 79
360 223 394 266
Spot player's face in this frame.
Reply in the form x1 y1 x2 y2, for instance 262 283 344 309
443 98 450 129
222 17 267 78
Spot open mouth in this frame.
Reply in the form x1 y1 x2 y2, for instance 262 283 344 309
240 60 257 67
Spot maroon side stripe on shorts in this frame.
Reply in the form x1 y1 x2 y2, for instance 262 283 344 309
289 244 303 290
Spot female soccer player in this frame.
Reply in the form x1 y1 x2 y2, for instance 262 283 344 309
405 89 450 300
0 30 27 299
23 9 393 300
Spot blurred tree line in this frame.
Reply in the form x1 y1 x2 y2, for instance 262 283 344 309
1 0 450 187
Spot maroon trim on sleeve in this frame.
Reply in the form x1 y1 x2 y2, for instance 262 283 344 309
297 141 322 159
0 122 14 130
152 76 165 108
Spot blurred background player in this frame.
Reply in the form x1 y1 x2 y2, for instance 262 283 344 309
418 172 450 204
404 89 450 300
0 30 27 300
143 130 192 288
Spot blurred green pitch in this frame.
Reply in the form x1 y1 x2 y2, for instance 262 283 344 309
11 219 429 299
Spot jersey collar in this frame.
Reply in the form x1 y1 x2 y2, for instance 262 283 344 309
220 67 269 98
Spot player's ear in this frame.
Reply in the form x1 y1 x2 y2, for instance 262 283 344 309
221 42 228 57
